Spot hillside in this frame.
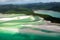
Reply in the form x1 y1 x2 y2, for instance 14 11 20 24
0 2 60 13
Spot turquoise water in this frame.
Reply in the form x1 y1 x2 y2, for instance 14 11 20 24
34 10 60 18
0 29 60 40
0 13 60 40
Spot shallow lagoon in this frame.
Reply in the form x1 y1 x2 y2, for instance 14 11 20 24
0 13 60 40
34 10 60 18
0 27 60 40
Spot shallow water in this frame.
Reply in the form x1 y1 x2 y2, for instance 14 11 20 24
0 26 60 40
0 13 60 40
34 10 60 18
0 31 60 40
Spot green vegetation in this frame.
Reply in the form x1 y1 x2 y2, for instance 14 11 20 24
0 2 60 12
